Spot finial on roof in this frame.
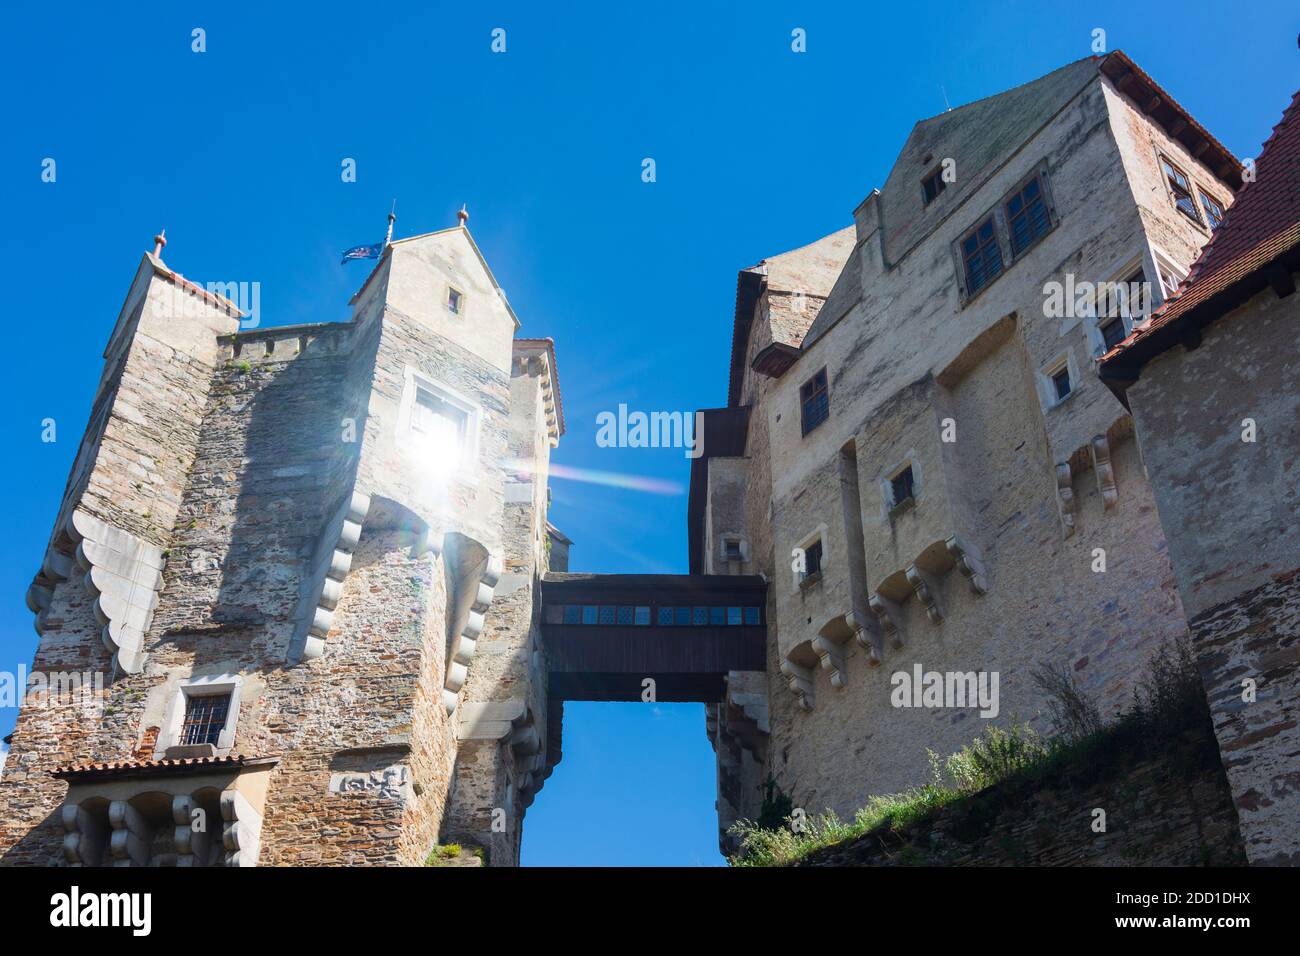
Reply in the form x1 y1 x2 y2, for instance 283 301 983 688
385 200 396 246
152 229 167 258
457 204 469 227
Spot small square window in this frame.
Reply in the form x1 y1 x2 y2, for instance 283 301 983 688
709 606 726 625
723 538 742 561
1160 157 1201 223
743 607 761 625
674 607 691 626
727 607 742 626
1052 367 1072 401
922 168 946 205
447 287 463 314
563 605 581 624
961 217 1003 296
1198 190 1225 230
657 607 673 625
597 606 616 625
181 693 231 747
1005 175 1051 257
581 606 598 624
800 368 830 435
616 606 634 625
693 607 709 626
801 539 823 581
1100 317 1126 351
634 606 650 625
890 466 915 507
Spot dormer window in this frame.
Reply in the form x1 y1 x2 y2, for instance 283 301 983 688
447 287 463 314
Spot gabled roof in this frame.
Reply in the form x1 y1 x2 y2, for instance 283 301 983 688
349 224 521 329
725 227 855 407
1100 88 1300 399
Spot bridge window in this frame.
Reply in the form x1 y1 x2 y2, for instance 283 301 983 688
744 606 761 625
693 607 708 625
617 606 634 625
562 605 580 624
598 606 616 625
709 607 725 625
634 606 650 625
581 606 598 624
674 607 692 626
727 607 742 625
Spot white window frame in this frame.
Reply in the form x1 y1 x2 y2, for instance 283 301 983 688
879 454 922 516
160 674 243 754
1084 255 1150 357
447 285 465 315
792 524 829 592
1037 351 1078 411
397 367 482 480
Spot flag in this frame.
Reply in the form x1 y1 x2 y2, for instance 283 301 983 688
340 242 384 264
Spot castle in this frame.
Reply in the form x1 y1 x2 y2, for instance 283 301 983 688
0 51 1295 867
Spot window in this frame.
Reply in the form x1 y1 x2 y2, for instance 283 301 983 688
1100 316 1126 351
1157 259 1184 299
961 217 1003 296
1198 190 1225 230
723 538 742 561
693 607 709 625
1160 156 1201 223
581 606 598 624
447 287 463 314
181 693 230 747
710 606 727 625
800 368 830 435
1052 367 1072 401
401 369 482 476
922 168 946 205
1005 175 1051 257
412 387 467 446
801 539 823 582
890 466 915 507
743 607 761 625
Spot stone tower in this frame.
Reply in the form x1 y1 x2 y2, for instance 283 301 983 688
0 217 565 867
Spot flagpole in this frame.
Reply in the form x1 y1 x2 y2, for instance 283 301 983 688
385 200 396 247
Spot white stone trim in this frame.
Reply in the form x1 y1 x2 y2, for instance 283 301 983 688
158 673 244 754
441 552 504 714
289 490 372 663
397 366 483 481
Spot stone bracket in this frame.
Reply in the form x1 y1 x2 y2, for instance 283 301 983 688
945 536 989 595
779 657 815 711
868 591 906 650
442 551 504 715
289 490 372 664
1091 434 1119 509
1055 462 1076 537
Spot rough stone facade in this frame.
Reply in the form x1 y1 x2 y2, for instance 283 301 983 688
0 222 565 867
697 53 1246 847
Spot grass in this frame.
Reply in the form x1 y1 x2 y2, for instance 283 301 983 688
728 639 1210 867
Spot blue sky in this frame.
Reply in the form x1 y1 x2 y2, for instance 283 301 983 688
0 2 1294 866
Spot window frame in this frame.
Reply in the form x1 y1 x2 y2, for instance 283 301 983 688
1158 154 1203 225
1004 172 1053 259
447 285 465 315
397 367 483 478
1198 189 1225 230
799 367 830 436
1038 351 1078 411
959 215 1004 299
921 166 946 205
160 674 243 755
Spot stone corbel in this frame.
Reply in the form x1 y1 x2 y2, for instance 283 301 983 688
108 800 151 867
810 635 847 689
847 609 883 666
61 801 107 866
221 788 264 867
906 565 943 624
779 657 815 711
944 536 989 595
867 592 905 650
172 794 213 866
1055 462 1076 537
442 552 504 714
1091 435 1119 509
289 490 372 663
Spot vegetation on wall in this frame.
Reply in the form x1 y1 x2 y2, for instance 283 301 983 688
728 640 1226 867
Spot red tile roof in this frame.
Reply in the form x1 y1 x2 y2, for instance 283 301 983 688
52 754 277 781
1100 88 1300 370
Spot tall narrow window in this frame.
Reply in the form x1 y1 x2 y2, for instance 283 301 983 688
1198 190 1225 230
922 168 946 205
801 539 823 581
800 368 830 435
1160 157 1201 223
447 287 463 314
1005 175 1051 256
1099 316 1126 351
961 217 1003 295
890 466 916 506
1052 367 1072 402
181 693 231 747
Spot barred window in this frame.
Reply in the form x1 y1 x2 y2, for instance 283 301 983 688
961 217 1003 295
890 466 916 506
802 539 824 581
181 694 230 747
